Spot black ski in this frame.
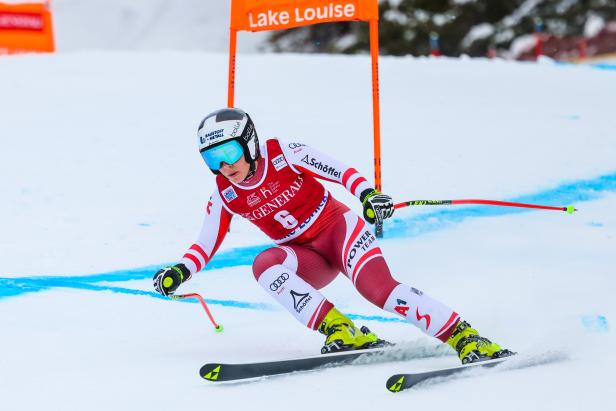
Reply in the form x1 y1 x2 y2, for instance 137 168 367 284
386 357 510 393
200 346 441 382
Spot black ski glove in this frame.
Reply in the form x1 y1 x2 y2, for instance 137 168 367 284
153 263 191 296
360 189 395 224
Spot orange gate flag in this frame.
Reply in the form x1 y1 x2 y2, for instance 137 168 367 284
0 1 55 54
231 0 379 32
227 0 383 194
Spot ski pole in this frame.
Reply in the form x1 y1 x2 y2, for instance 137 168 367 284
171 293 224 333
374 205 384 238
394 199 577 214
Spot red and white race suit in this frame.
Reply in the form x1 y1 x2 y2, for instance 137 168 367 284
179 139 459 341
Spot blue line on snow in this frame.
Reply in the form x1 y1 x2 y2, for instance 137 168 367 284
554 60 616 71
1 170 616 323
384 171 616 238
589 62 616 71
348 314 405 324
0 277 276 310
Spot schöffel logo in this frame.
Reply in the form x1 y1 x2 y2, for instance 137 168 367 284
269 273 290 291
290 290 312 313
222 186 238 203
300 155 341 178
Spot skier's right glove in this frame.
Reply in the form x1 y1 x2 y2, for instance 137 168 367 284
360 189 395 224
153 263 191 296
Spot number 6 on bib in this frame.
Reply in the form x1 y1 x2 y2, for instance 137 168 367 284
274 210 298 229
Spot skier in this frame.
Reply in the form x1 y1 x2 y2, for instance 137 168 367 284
153 108 512 364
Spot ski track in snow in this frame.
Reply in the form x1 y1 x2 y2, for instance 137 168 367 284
408 350 570 392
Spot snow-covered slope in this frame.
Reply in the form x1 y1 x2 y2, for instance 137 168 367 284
1 52 614 410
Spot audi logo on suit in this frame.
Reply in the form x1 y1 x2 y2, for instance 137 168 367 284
270 273 290 291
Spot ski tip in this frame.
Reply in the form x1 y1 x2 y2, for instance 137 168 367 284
386 375 406 393
200 364 222 381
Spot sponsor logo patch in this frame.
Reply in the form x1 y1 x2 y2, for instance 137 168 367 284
269 273 290 292
394 299 409 317
416 308 431 330
288 142 305 153
230 121 242 137
199 128 224 145
221 186 238 203
0 12 44 31
240 176 304 221
271 154 288 171
300 155 341 178
290 290 312 313
346 230 376 269
247 192 261 207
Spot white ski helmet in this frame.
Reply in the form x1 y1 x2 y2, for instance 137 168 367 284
197 108 260 174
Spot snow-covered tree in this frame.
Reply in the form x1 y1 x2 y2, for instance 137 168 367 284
266 0 616 57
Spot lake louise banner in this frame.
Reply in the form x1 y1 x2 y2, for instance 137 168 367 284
230 0 379 32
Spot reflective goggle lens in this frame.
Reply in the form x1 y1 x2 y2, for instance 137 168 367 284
201 140 244 171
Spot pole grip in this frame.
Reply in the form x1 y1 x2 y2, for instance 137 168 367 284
374 206 384 239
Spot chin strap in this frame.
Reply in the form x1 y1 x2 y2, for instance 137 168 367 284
242 159 257 182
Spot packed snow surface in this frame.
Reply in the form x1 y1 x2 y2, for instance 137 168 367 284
1 51 615 410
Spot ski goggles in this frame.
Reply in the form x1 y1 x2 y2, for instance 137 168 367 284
200 139 244 171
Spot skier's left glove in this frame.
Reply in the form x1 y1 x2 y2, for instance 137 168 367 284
153 263 191 296
360 189 395 224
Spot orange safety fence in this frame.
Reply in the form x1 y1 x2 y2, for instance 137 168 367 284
0 1 55 54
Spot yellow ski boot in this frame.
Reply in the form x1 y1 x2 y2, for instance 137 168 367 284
447 321 515 364
318 307 389 354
